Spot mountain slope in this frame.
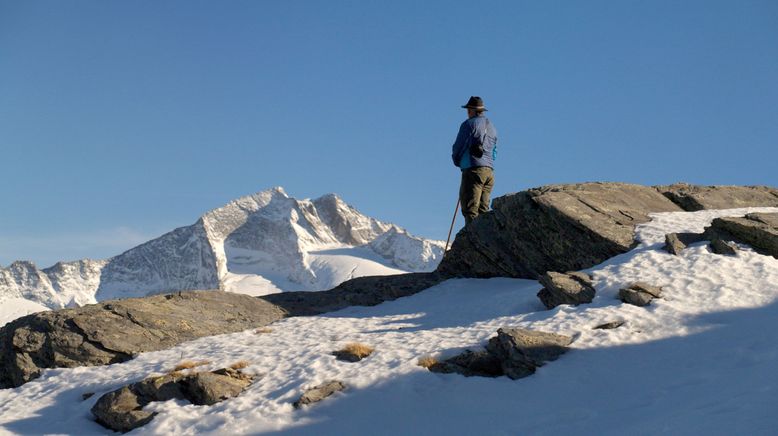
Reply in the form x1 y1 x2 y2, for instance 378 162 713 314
0 188 444 316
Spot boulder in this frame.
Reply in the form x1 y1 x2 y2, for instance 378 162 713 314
657 183 778 211
438 183 683 279
293 380 346 409
710 239 738 256
486 328 573 380
619 282 663 307
704 213 778 259
537 271 596 309
91 367 255 432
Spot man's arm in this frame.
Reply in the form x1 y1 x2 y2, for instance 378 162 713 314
451 122 470 167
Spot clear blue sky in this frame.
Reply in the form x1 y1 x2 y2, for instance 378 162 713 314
1 0 777 267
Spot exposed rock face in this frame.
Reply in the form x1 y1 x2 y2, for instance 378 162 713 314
657 183 778 211
431 328 573 380
438 183 682 279
91 367 255 432
0 291 286 389
704 213 778 259
619 282 663 307
537 271 596 309
294 380 346 408
1 273 444 389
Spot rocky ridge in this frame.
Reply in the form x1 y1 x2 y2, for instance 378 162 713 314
439 182 778 279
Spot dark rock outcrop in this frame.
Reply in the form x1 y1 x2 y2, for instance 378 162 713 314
537 271 596 309
430 328 573 380
264 272 445 316
91 367 255 432
657 183 778 211
619 282 663 307
704 213 778 259
293 380 346 408
438 183 683 279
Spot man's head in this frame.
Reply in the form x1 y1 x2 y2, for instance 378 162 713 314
462 96 487 117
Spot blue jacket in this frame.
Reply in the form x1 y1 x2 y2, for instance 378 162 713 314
451 114 498 170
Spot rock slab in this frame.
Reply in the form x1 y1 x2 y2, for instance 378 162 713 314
0 291 286 389
91 367 255 432
704 213 778 259
537 271 596 309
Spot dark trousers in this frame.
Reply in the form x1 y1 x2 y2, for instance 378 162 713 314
459 166 494 224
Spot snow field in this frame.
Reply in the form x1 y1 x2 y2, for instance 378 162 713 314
1 207 778 435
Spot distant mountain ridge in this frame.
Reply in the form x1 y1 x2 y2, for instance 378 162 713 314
0 187 444 311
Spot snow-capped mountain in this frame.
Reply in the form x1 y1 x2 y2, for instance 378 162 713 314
0 187 444 316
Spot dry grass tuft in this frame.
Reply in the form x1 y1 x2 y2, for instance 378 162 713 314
417 355 438 369
172 360 211 372
229 360 250 370
254 327 273 334
340 342 374 359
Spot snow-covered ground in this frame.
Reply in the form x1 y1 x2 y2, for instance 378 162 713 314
0 298 49 327
2 207 778 435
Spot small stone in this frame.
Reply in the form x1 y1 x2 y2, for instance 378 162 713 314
294 381 346 409
81 392 95 401
593 320 625 330
619 282 662 307
664 233 686 255
710 239 738 256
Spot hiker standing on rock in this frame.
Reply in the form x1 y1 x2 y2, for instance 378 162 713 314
451 96 498 225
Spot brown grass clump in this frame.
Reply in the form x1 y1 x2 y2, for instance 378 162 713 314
229 360 250 370
417 355 438 369
333 342 374 362
254 327 273 334
172 360 211 372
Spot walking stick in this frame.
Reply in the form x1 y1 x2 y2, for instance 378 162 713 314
444 199 461 252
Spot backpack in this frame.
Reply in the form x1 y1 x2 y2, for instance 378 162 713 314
469 118 491 159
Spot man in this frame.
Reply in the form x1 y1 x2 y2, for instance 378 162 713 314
451 96 498 225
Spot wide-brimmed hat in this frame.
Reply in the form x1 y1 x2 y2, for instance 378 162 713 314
461 96 488 111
